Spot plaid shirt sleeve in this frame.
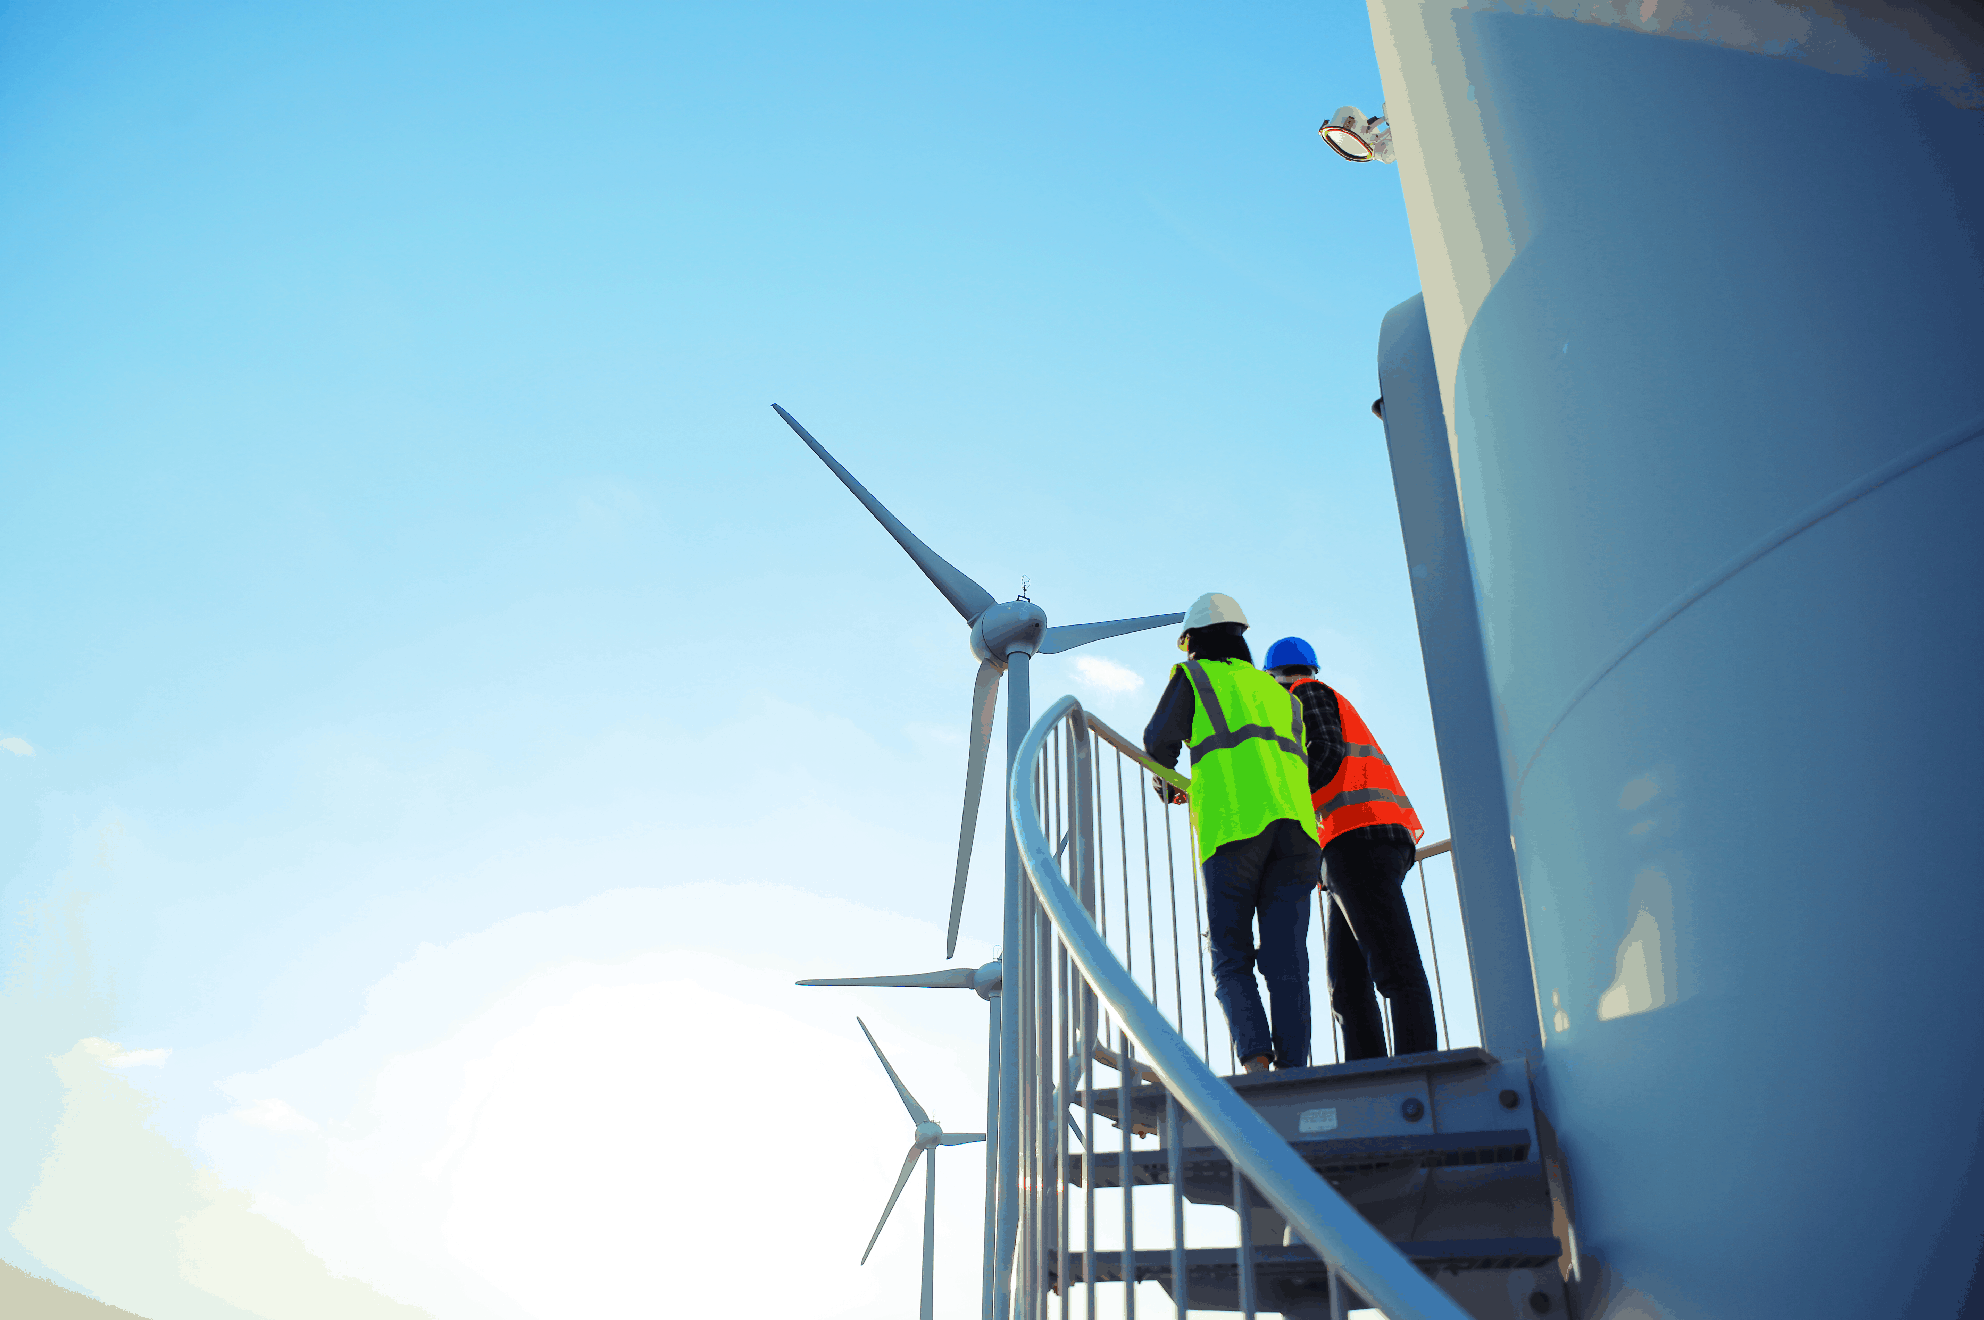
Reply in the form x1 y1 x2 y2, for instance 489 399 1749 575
1298 681 1347 795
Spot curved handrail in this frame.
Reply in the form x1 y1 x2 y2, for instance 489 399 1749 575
1012 694 1473 1320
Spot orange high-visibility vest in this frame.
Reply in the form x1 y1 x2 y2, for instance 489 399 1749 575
1293 679 1424 849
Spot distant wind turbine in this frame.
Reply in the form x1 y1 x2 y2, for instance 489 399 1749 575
856 1017 986 1320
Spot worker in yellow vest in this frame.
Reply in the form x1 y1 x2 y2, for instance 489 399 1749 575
1143 593 1319 1073
1262 635 1435 1060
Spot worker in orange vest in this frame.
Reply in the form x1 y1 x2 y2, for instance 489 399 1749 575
1262 636 1436 1060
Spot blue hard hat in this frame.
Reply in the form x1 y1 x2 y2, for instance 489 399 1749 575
1262 636 1319 671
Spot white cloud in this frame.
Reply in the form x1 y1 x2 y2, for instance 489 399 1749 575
1 736 34 756
229 1098 319 1133
1073 656 1144 694
106 1047 172 1068
177 885 997 1320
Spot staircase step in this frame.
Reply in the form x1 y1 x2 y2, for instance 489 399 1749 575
1077 1046 1535 1153
1069 1129 1532 1190
1079 1047 1497 1117
1051 1239 1562 1313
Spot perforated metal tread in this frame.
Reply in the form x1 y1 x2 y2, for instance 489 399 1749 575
1068 1128 1533 1191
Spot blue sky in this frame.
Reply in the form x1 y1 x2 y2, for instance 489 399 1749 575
0 3 1453 1316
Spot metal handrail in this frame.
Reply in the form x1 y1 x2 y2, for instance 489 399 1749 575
1012 694 1473 1320
1080 710 1189 792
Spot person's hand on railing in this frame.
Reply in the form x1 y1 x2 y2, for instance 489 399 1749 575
1151 773 1188 806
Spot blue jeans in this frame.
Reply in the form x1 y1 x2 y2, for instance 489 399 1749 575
1202 818 1323 1069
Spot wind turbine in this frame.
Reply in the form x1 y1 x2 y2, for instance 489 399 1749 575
774 403 1180 1319
857 1017 986 1320
773 403 1178 958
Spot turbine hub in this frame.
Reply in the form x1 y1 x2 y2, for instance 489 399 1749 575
972 959 1003 1000
914 1120 944 1147
970 600 1047 662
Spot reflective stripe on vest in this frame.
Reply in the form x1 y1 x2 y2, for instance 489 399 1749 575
1293 679 1424 849
1181 663 1306 764
1178 659 1314 863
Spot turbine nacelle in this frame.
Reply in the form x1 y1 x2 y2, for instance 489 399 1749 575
972 959 1002 1000
969 600 1047 664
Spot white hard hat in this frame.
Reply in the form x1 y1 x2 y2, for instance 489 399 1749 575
1179 592 1247 641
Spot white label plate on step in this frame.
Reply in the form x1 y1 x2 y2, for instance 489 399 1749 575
1299 1108 1339 1133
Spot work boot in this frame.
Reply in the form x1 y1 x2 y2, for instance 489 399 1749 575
1242 1055 1272 1074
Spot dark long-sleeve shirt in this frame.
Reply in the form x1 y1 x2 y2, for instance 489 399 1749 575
1141 668 1197 773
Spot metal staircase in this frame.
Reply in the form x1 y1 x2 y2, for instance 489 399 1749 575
1009 696 1564 1320
1066 1051 1564 1317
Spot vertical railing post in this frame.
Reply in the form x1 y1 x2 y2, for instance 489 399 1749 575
1071 708 1099 1320
1119 1028 1137 1318
1234 1169 1257 1320
1074 712 1098 1069
1018 870 1036 1320
1056 935 1071 1320
1417 855 1452 1050
1166 1091 1185 1318
1034 817 1053 1319
1082 1000 1097 1320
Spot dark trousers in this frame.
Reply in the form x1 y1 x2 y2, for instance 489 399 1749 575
1324 827 1439 1060
1202 818 1323 1069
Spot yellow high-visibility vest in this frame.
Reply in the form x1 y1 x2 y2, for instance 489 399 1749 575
1176 658 1313 862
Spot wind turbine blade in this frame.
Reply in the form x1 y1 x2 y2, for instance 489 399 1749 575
796 969 976 989
1038 612 1185 655
856 1016 930 1124
860 1143 925 1265
939 1132 987 1145
772 405 997 623
946 657 1001 958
